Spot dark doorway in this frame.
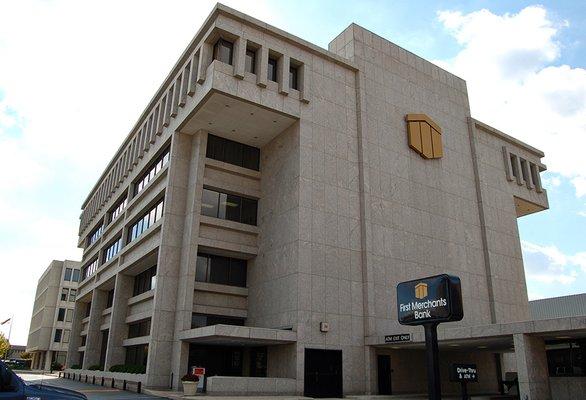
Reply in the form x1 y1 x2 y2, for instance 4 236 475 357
377 354 392 395
188 345 244 378
304 348 343 398
99 330 109 369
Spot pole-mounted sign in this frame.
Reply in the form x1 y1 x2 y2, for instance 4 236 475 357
450 364 477 400
397 274 463 400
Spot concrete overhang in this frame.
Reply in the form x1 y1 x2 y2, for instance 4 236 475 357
179 90 298 148
179 324 297 346
367 316 586 352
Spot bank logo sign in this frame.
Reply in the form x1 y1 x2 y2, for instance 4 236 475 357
414 282 428 299
397 274 463 326
405 114 443 159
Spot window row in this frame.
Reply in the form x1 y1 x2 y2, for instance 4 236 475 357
64 267 80 282
191 313 245 329
61 288 77 302
128 318 151 339
505 148 543 192
53 328 71 344
214 38 300 90
206 134 260 171
128 199 164 243
82 258 99 281
201 188 257 226
134 148 170 196
87 224 104 246
109 196 128 223
57 308 73 323
125 344 148 368
196 253 247 288
103 237 122 263
133 266 157 297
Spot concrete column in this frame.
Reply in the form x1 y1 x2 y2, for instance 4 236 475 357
43 350 52 371
196 42 212 84
83 289 108 368
233 37 246 79
104 273 134 370
257 46 268 87
66 301 85 368
513 334 551 400
278 55 290 95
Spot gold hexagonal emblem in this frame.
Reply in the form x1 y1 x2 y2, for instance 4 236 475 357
415 282 428 299
405 114 443 159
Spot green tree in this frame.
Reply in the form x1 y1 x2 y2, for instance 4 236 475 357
0 332 9 360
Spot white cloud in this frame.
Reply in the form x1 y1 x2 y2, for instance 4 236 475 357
521 240 586 287
436 6 586 198
0 0 273 345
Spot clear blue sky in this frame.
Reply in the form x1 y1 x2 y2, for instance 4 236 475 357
0 0 584 345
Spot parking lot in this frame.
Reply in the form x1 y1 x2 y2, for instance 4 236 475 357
17 372 166 400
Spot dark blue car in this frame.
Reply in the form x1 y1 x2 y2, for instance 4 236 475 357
0 361 86 399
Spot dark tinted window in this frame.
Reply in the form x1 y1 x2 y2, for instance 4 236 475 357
191 313 245 329
57 308 65 322
128 199 164 243
133 266 157 296
54 329 62 343
195 253 247 287
245 49 256 73
134 148 170 196
289 66 298 90
64 268 72 281
72 269 80 282
268 57 278 82
106 289 114 308
84 302 91 318
206 134 260 171
214 38 233 65
200 188 257 226
125 344 148 367
128 319 151 338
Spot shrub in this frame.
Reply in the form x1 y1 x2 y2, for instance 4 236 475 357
109 364 146 374
88 365 102 371
181 374 199 382
51 362 63 371
70 364 82 370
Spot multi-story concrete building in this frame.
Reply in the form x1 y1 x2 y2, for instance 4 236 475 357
64 4 585 399
26 260 80 370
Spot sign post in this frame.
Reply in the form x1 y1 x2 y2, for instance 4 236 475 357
397 274 463 400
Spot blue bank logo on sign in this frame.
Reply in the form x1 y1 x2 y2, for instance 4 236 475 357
397 274 463 326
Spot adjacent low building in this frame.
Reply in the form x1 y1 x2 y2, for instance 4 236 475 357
26 260 81 370
62 3 584 399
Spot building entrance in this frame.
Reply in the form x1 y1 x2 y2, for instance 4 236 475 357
304 349 343 398
377 354 392 395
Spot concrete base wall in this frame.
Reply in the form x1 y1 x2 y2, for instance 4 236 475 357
63 369 147 385
206 376 297 396
550 377 586 400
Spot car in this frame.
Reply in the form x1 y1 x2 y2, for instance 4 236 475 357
0 360 87 399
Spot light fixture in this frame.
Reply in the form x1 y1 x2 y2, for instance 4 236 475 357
477 346 487 349
208 122 212 125
556 336 572 340
231 129 236 132
448 344 460 347
250 112 254 116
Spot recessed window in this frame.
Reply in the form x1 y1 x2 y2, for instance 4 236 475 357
267 57 278 82
63 330 71 344
196 253 247 287
69 289 77 302
84 302 91 318
61 288 69 302
125 344 148 368
134 148 170 196
54 329 62 343
57 308 65 322
110 196 128 223
72 269 80 282
510 154 518 178
81 335 87 347
133 266 157 296
206 134 260 171
214 38 233 65
289 65 299 90
87 224 104 246
64 268 72 282
65 309 73 323
245 49 256 74
128 319 151 338
103 236 122 263
191 313 245 329
106 289 114 308
82 258 99 281
200 188 258 226
128 199 164 243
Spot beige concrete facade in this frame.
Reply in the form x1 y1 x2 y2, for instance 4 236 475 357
63 4 575 399
26 259 80 370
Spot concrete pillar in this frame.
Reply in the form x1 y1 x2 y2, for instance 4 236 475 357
83 289 108 368
104 273 134 370
278 55 290 95
66 301 85 368
257 46 268 87
43 350 52 371
513 334 551 400
233 37 246 79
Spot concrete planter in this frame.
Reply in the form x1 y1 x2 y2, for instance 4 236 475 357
182 381 198 396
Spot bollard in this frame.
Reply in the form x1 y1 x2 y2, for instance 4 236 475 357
85 375 88 383
92 376 95 385
101 377 104 386
78 373 81 382
137 381 141 394
123 379 127 391
111 378 115 388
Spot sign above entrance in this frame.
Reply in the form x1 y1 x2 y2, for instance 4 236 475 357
450 364 478 382
397 274 463 326
384 333 411 343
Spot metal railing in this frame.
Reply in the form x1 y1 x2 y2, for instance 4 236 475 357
58 371 142 394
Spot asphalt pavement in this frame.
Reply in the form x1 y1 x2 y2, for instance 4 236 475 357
17 372 167 400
